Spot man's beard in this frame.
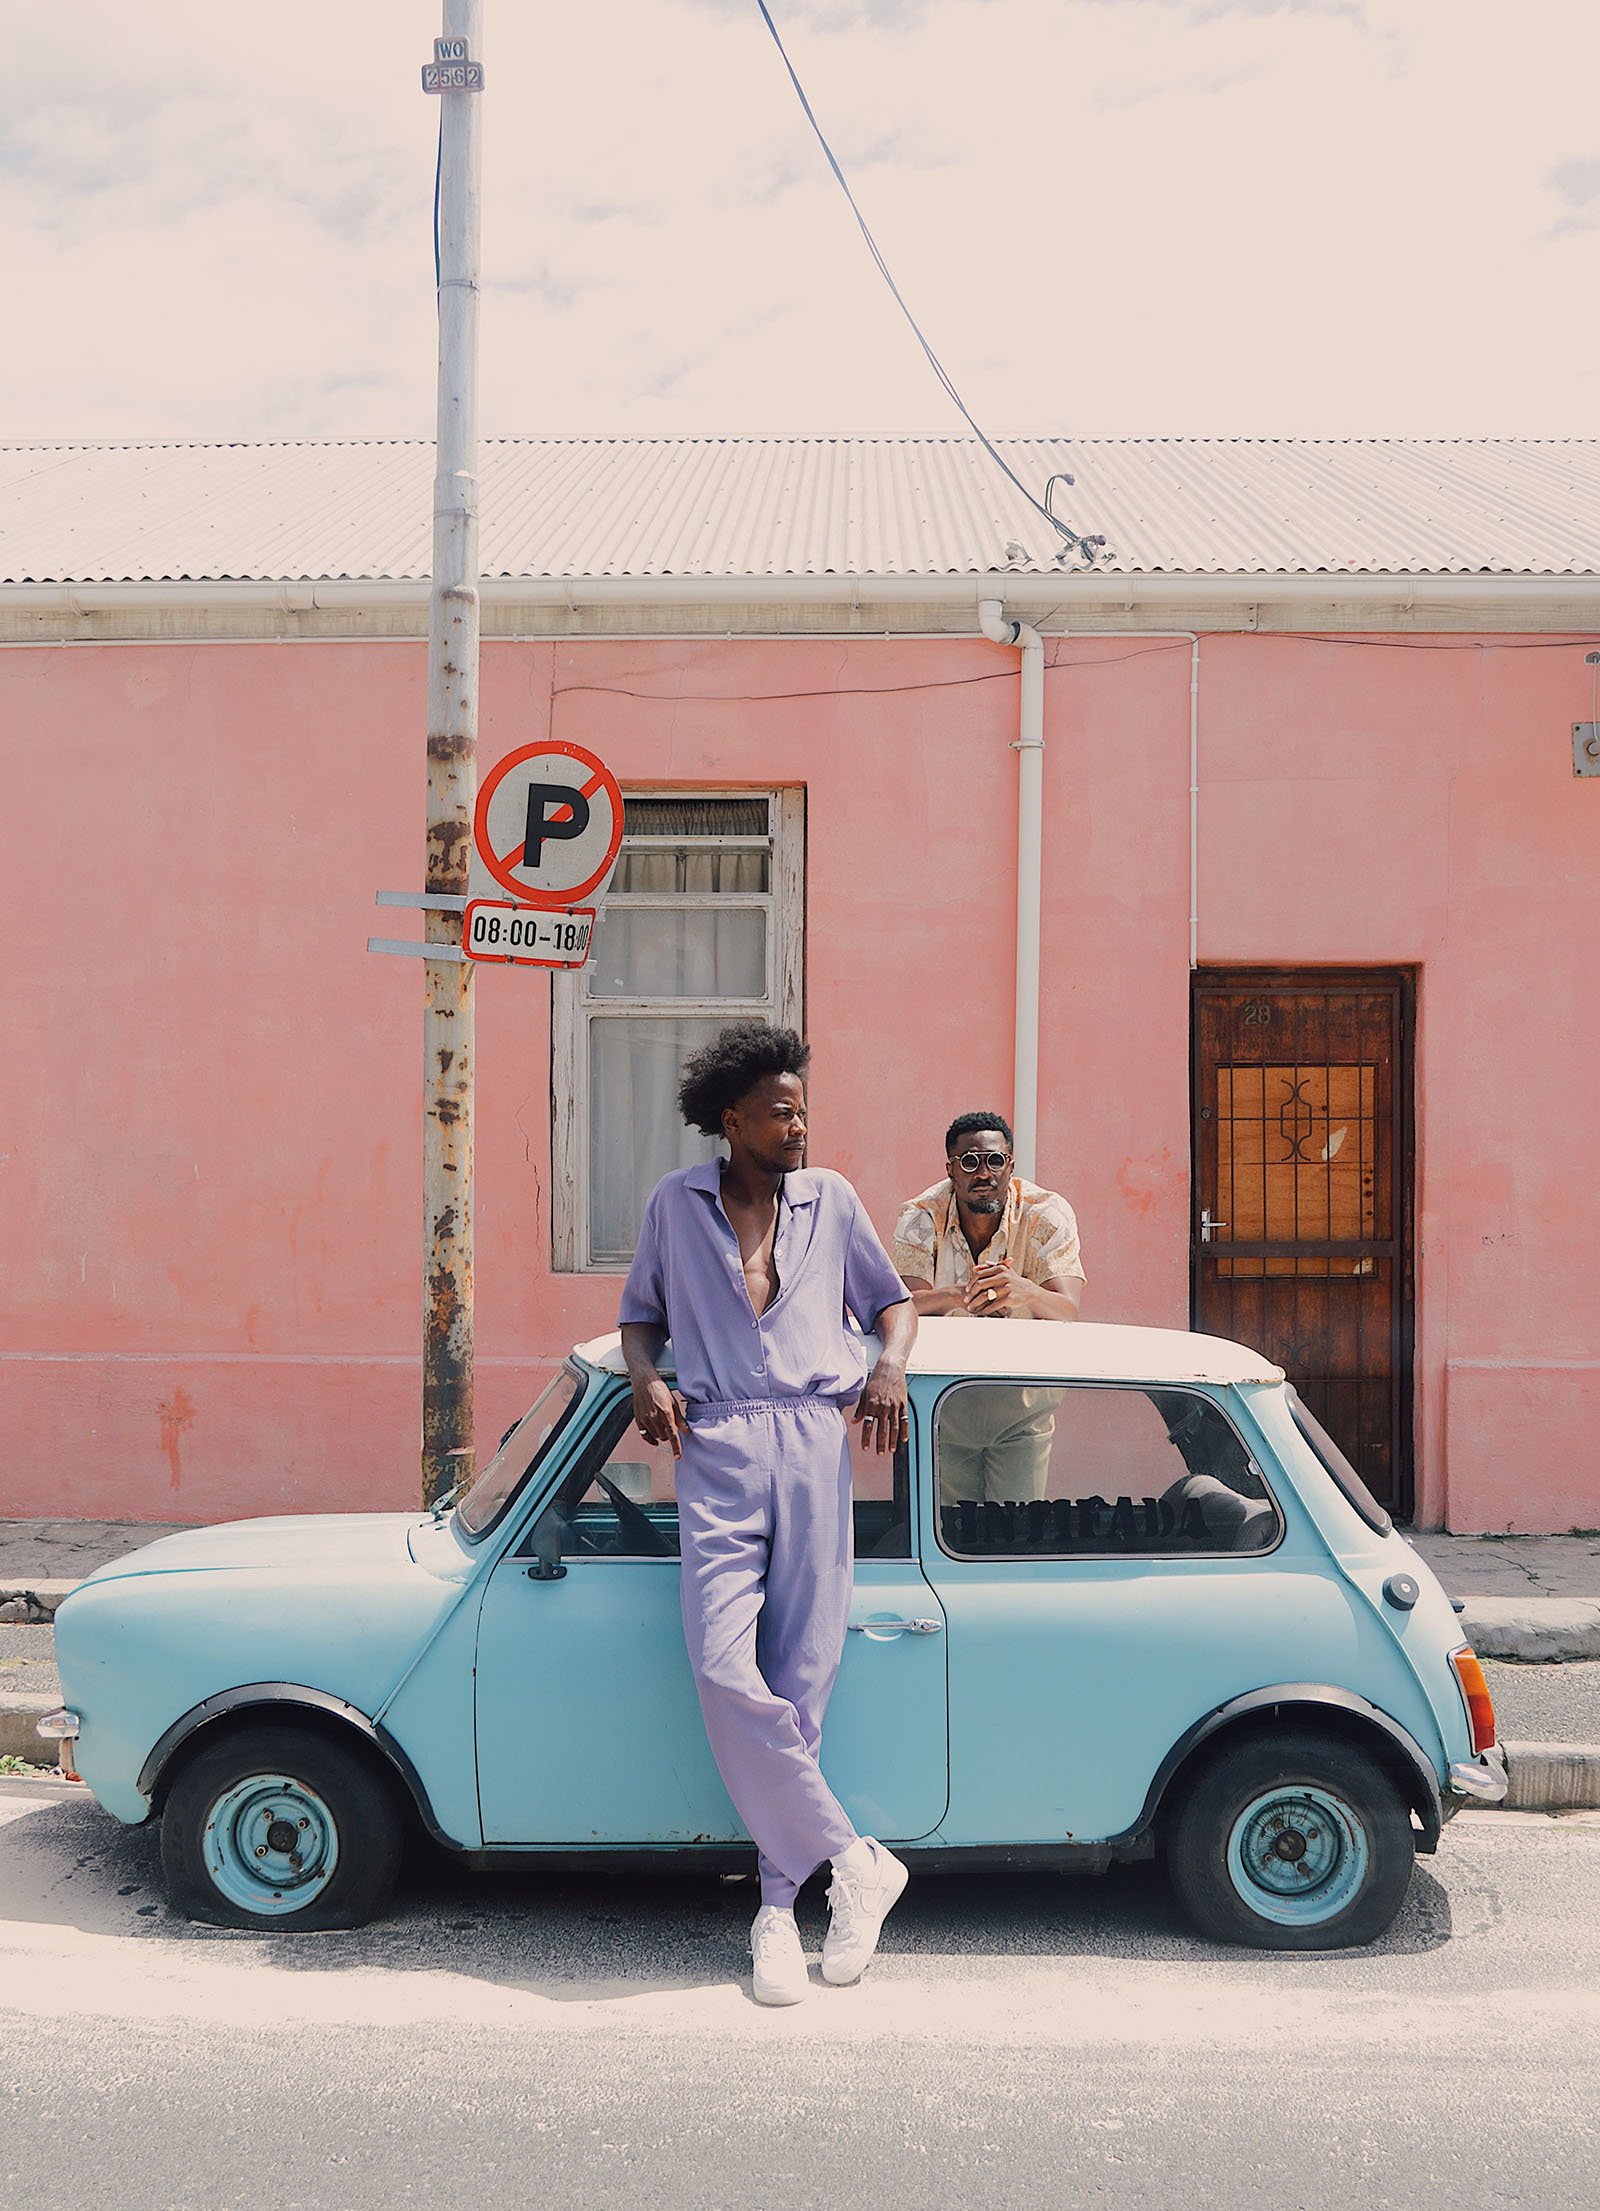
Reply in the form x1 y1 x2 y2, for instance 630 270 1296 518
966 1191 1002 1215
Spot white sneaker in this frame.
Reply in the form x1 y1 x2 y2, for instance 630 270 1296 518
750 1905 810 2006
822 1839 908 1985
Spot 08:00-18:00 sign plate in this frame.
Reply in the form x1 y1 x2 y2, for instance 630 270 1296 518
461 900 595 969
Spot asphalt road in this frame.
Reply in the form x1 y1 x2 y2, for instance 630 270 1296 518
1484 1659 1600 1742
1 1778 1596 2211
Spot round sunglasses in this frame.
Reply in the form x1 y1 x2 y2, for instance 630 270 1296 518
951 1148 1012 1174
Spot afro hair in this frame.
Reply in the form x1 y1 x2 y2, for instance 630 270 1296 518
678 1021 811 1137
944 1109 1014 1155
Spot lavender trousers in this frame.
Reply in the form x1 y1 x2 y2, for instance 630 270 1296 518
676 1396 860 1906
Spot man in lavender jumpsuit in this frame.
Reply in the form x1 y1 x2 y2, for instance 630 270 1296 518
619 1023 917 2005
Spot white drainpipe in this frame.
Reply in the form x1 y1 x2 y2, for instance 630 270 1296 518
978 607 1203 1182
978 598 1044 1180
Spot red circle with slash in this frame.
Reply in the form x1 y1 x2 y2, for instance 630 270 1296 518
472 740 624 909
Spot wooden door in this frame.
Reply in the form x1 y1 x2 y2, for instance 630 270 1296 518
1191 973 1413 1517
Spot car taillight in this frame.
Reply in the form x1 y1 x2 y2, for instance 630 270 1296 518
1450 1646 1497 1754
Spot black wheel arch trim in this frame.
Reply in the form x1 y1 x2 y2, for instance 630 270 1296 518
1137 1682 1444 1853
135 1682 463 1851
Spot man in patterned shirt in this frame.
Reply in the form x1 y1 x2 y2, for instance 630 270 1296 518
892 1112 1085 1503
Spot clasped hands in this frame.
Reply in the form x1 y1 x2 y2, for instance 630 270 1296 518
963 1260 1032 1317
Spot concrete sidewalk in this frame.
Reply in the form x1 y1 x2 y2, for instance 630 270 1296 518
1409 1533 1600 1662
0 1520 194 1624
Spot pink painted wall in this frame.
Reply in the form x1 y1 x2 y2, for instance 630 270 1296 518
5 630 1597 1530
1195 633 1600 1530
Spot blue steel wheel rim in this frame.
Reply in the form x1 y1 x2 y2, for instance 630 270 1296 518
202 1772 341 1917
1224 1784 1370 1929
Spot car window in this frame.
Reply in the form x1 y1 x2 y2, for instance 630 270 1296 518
933 1381 1281 1559
514 1397 914 1567
1287 1386 1392 1534
851 1424 912 1559
455 1367 585 1539
521 1402 683 1562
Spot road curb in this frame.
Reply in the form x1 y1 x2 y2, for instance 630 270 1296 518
1501 1739 1600 1813
0 1691 63 1762
1459 1598 1600 1663
0 1583 75 1625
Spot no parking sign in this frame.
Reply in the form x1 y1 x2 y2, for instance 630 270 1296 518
469 740 624 910
464 741 623 968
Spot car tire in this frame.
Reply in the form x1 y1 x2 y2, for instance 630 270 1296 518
1165 1728 1415 1951
160 1722 405 1932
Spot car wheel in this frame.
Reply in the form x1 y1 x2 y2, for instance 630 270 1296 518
160 1722 405 1932
1166 1728 1414 1951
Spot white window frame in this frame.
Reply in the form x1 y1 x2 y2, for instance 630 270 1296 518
552 787 805 1273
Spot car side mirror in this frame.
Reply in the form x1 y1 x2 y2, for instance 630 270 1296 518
525 1506 569 1581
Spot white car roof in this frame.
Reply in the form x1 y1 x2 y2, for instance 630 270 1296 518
575 1318 1284 1388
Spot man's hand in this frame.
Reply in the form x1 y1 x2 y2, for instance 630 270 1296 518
854 1358 909 1456
631 1373 690 1458
964 1261 1029 1317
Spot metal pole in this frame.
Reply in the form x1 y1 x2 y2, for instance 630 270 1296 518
421 0 483 1506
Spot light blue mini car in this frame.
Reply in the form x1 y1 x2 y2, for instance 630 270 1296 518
46 1320 1506 1949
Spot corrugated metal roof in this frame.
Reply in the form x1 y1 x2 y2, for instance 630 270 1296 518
3 437 1599 586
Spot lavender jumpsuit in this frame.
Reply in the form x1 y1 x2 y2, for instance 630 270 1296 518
619 1162 908 1906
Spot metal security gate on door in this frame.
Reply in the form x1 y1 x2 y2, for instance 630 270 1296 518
1191 972 1414 1518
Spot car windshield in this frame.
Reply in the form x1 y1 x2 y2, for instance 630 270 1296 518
454 1366 587 1539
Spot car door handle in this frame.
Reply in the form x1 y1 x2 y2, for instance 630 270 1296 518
847 1617 943 1634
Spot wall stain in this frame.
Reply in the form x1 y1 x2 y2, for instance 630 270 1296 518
1116 1148 1171 1217
158 1387 197 1491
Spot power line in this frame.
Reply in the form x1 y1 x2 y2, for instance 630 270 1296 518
548 632 1600 709
754 1 1107 570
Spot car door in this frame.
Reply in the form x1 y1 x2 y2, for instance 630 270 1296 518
913 1373 1341 1844
474 1382 949 1848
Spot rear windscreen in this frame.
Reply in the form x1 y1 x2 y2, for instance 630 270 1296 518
1287 1387 1392 1534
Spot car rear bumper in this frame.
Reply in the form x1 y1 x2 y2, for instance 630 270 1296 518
1443 1743 1509 1811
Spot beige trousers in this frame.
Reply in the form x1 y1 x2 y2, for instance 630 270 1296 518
936 1385 1061 1506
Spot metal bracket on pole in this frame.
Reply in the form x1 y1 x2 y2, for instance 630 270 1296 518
376 890 469 912
368 938 468 963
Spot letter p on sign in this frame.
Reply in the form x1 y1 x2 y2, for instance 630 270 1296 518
470 741 624 909
522 782 591 868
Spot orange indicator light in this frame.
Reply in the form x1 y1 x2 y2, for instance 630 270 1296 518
1450 1646 1497 1754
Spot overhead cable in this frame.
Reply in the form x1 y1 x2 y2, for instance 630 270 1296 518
754 1 1107 568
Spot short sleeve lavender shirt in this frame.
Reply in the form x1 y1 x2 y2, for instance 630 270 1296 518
618 1162 909 1408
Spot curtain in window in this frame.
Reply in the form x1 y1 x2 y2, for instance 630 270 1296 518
623 797 769 838
588 1016 725 1264
585 797 780 1264
587 898 765 999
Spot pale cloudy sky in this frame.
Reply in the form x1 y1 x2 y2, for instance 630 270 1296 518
4 0 1596 441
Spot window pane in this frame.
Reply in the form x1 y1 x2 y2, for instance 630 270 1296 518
852 1433 911 1559
519 1402 682 1562
612 847 769 894
934 1383 1280 1558
623 797 769 837
587 905 766 999
455 1367 584 1540
588 1016 725 1264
